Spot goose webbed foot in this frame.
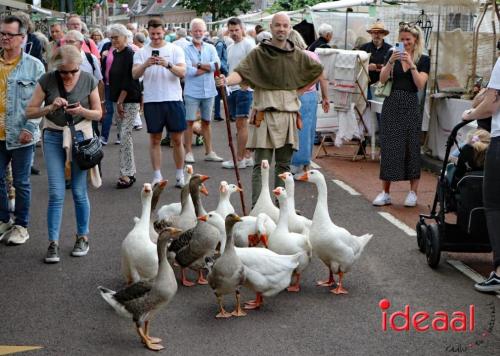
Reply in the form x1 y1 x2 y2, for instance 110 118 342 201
317 269 335 287
181 268 195 287
243 292 263 310
137 326 165 351
231 290 247 317
196 270 208 285
287 272 301 292
215 295 232 318
144 321 162 344
330 272 348 295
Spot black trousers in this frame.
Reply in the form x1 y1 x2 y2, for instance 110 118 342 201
484 136 500 269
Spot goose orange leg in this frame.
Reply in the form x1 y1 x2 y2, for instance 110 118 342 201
144 320 162 344
287 273 301 292
215 294 232 318
196 270 208 285
330 272 348 295
231 290 247 317
317 268 335 287
181 268 195 287
137 326 164 351
244 292 263 310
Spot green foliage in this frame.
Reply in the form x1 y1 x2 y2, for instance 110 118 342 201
270 0 327 12
178 0 253 21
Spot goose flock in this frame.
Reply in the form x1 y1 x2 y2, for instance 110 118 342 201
98 161 373 351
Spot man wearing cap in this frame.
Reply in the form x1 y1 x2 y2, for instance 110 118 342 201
359 21 391 86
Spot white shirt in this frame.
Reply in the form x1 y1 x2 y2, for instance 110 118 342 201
173 37 190 50
133 43 185 102
487 58 500 137
227 38 255 91
80 51 103 81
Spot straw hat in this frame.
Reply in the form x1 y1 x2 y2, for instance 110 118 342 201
367 21 389 35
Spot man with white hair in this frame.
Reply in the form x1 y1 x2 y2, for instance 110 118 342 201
66 14 100 59
217 12 323 206
183 18 223 165
173 28 190 50
308 23 333 52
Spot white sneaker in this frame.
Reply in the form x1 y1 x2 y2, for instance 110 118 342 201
404 191 418 207
175 176 185 188
245 156 255 167
185 152 195 163
205 151 223 162
6 225 29 245
372 192 391 206
0 219 13 241
222 160 246 169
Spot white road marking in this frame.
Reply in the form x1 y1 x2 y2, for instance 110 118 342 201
310 161 321 169
447 259 500 299
331 179 361 196
378 212 417 236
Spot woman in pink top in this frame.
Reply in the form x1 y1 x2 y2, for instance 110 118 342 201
288 30 330 176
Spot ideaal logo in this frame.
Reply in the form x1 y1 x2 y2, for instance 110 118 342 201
379 299 474 332
379 299 496 353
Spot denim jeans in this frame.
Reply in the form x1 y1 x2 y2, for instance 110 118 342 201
484 136 500 269
292 91 318 167
101 84 114 141
43 130 90 241
0 141 33 227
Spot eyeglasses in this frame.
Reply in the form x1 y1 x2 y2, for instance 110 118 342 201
64 39 78 44
59 69 79 75
110 36 121 40
399 21 416 28
399 22 420 35
0 31 23 39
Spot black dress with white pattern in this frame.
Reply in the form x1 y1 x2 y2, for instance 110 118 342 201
379 53 430 181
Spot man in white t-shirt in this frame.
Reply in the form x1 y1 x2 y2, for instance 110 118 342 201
221 17 256 170
132 18 187 187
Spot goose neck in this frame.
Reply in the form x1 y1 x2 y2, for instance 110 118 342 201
140 195 153 224
313 180 331 222
190 184 204 217
285 181 296 211
276 197 289 229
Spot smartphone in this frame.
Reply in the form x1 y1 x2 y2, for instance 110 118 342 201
66 102 79 109
394 42 402 53
151 50 159 57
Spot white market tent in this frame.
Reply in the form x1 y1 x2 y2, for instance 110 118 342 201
311 0 377 11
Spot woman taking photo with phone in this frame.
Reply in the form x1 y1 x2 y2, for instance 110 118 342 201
26 45 102 263
372 23 430 207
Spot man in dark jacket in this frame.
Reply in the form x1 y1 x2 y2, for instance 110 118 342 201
308 23 333 52
359 21 391 86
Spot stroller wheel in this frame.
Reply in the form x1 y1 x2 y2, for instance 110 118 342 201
416 221 427 253
425 223 441 268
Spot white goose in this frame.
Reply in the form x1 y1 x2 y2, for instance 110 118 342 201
157 165 194 221
203 213 301 310
232 213 276 248
278 172 312 234
268 187 312 292
215 181 242 219
299 170 373 294
121 183 158 284
250 160 280 223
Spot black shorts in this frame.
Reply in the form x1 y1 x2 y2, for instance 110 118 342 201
144 101 186 134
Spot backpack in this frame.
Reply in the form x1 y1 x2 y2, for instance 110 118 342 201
84 51 96 73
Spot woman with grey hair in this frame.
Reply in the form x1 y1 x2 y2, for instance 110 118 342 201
287 30 330 176
90 28 105 50
25 45 102 263
108 24 142 188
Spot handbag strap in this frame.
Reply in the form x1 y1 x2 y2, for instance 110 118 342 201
55 71 78 140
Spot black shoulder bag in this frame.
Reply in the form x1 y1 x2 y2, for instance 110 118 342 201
55 71 103 170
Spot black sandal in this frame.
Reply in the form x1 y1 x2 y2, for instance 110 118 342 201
116 176 135 189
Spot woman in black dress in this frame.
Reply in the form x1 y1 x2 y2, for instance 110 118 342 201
373 23 430 207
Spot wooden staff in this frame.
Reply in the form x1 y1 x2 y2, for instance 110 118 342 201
216 73 247 216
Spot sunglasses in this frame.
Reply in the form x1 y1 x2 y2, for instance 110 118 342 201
59 69 79 75
0 31 23 39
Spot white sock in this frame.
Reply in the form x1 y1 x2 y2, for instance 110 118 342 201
153 170 162 181
176 169 184 180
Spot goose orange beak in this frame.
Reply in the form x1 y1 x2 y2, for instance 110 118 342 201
158 180 168 188
144 184 152 193
259 234 269 248
186 165 193 174
200 184 209 196
278 173 287 181
272 187 281 196
198 215 208 222
236 186 243 192
200 175 210 182
297 173 309 182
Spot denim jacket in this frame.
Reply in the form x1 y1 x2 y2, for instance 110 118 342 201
3 51 45 150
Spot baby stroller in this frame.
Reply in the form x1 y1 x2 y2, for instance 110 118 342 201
417 120 491 268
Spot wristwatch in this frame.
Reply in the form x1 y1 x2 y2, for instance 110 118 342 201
197 63 202 69
167 62 172 69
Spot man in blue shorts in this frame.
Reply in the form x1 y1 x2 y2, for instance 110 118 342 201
133 18 187 187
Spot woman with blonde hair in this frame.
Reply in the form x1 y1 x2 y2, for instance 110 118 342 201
287 29 329 175
26 45 102 263
372 23 430 207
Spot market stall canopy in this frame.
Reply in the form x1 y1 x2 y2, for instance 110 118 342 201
311 0 376 11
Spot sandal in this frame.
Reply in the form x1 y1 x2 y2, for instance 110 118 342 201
116 176 135 189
